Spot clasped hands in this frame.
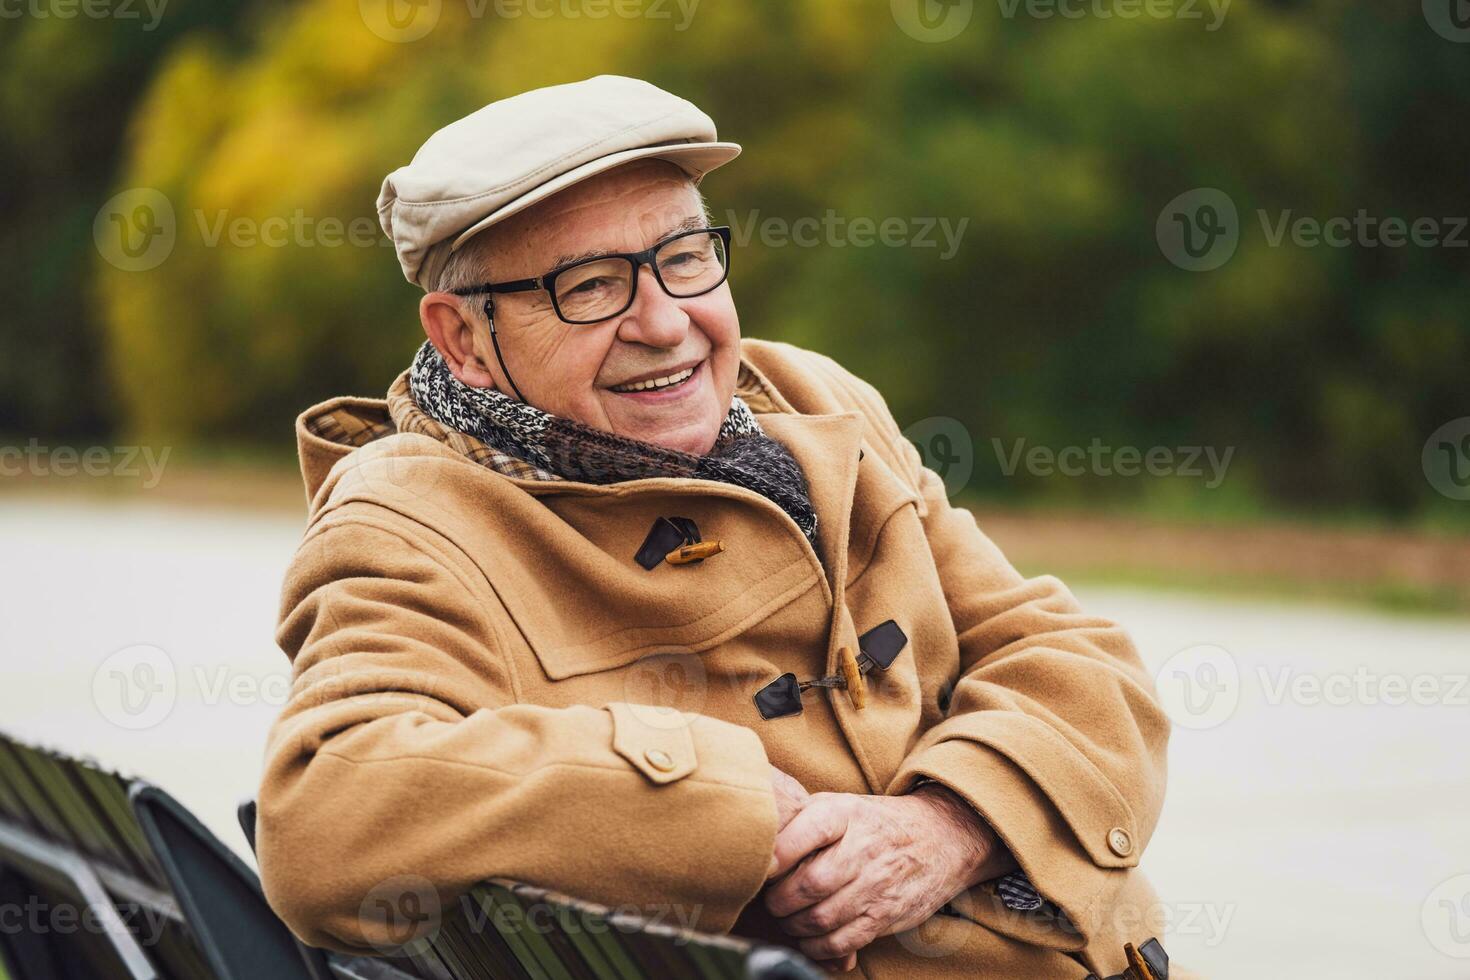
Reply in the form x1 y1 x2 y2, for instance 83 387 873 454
762 766 1017 973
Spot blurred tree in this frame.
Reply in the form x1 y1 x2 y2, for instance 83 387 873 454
0 0 284 439
33 0 1470 520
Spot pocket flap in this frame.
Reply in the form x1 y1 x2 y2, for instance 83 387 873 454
606 702 697 784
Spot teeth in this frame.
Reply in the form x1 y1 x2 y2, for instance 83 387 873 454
612 366 695 393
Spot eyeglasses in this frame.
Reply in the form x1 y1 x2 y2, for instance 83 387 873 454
450 225 732 326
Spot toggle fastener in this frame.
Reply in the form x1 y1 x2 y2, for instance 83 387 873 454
635 516 723 570
753 621 909 719
666 540 725 564
1082 936 1169 980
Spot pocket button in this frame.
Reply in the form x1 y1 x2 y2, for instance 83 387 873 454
644 748 676 772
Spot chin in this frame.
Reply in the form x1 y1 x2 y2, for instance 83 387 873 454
635 420 720 455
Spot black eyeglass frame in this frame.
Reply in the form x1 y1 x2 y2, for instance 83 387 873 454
448 225 733 325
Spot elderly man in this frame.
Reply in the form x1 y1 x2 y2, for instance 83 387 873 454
256 75 1173 979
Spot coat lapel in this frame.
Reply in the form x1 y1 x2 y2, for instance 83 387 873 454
755 411 865 598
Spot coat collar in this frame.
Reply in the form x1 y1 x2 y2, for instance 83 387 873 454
298 341 885 593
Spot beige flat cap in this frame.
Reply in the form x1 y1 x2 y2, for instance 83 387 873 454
377 74 741 290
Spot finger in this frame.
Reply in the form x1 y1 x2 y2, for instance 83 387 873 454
765 840 861 918
776 873 870 937
799 910 881 962
770 797 849 880
819 952 858 974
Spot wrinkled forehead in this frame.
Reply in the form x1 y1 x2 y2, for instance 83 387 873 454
480 159 705 279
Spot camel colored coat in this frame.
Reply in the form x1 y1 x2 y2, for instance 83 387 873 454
256 338 1172 979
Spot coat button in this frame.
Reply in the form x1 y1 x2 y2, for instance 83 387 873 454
644 748 675 772
1107 827 1133 857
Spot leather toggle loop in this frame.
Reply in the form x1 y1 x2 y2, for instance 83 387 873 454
635 516 714 569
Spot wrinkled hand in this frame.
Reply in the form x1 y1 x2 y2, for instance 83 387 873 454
763 784 1015 966
765 767 857 973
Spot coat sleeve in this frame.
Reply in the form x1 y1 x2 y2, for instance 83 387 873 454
818 355 1170 945
255 505 778 954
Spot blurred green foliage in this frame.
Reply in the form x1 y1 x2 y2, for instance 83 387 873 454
3 0 1467 522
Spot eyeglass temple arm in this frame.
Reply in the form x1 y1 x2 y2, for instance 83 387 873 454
448 278 541 297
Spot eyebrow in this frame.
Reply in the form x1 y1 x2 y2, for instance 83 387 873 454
548 215 707 270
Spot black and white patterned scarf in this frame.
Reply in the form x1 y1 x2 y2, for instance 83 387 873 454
408 342 819 547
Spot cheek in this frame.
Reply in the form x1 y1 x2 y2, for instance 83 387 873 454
554 328 619 395
692 288 740 345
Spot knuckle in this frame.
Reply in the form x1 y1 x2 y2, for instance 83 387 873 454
805 907 835 933
803 866 834 895
794 876 824 905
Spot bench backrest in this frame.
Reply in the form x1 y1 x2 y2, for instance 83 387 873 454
0 730 312 980
0 730 819 980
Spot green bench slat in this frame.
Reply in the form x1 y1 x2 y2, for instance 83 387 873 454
12 745 126 869
0 740 79 850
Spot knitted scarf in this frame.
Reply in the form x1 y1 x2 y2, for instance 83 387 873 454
408 342 819 547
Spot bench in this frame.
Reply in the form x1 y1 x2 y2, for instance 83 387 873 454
0 730 820 980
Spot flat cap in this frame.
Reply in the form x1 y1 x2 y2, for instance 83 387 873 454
377 74 740 290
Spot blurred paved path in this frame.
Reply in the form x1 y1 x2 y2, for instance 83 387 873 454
1 499 1466 977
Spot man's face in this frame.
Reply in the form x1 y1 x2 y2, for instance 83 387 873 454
423 159 740 456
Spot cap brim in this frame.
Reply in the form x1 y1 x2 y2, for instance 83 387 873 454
449 141 741 252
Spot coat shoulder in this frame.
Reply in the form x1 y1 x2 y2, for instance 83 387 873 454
739 338 918 478
739 339 894 422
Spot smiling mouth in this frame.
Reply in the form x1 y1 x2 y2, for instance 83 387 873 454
608 364 699 394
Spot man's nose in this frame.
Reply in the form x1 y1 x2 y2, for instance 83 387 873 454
615 265 690 349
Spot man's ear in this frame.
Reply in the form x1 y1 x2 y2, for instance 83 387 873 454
420 292 500 390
